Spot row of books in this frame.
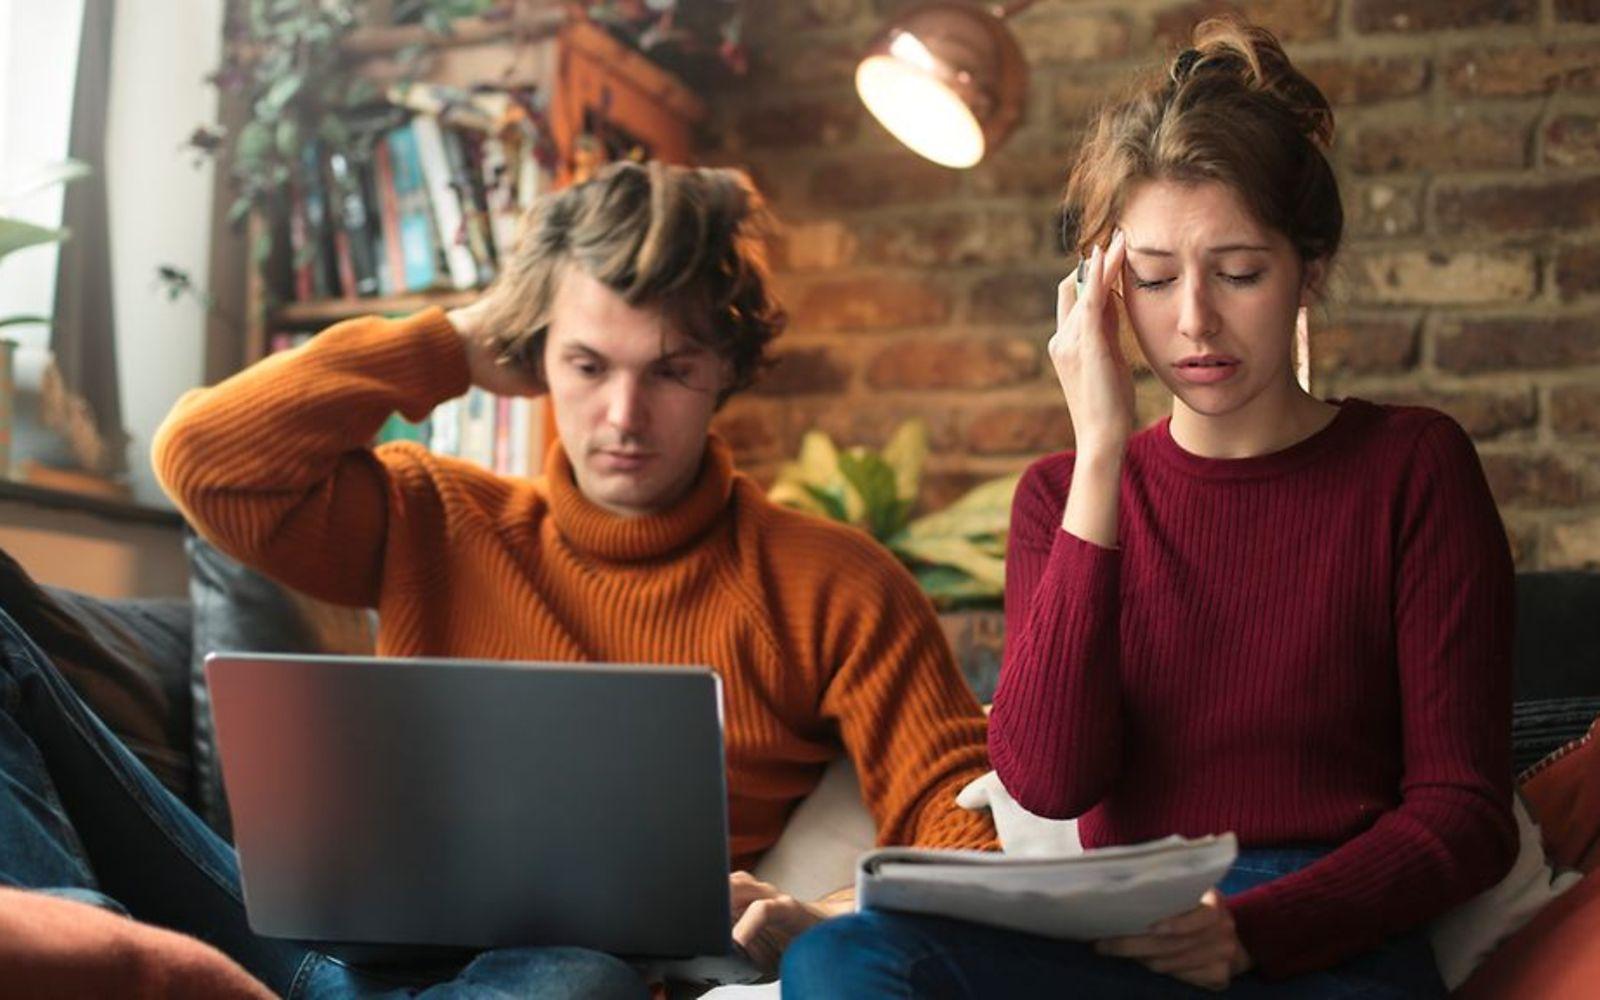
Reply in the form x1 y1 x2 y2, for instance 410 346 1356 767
269 332 545 478
286 89 552 303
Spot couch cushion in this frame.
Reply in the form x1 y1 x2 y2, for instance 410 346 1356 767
0 547 193 802
1455 868 1600 1000
185 529 376 840
1521 713 1600 874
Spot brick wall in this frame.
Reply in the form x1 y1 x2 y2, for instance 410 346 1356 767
705 0 1600 569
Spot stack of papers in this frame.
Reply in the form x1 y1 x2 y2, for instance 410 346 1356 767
856 833 1237 940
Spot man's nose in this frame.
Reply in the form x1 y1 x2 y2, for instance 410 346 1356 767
605 375 648 434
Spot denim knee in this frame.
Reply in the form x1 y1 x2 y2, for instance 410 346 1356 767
449 946 649 1000
782 912 918 997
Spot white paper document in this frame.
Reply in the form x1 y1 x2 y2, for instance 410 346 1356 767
856 833 1238 940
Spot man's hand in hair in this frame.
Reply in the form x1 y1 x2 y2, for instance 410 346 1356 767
445 298 544 397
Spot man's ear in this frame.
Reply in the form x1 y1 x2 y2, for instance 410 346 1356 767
1299 257 1329 307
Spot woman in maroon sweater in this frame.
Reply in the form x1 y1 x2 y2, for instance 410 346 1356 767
785 16 1517 998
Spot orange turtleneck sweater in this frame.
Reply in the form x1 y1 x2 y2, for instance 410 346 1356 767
152 309 995 867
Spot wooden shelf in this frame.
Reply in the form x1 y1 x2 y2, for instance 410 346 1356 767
273 289 480 328
0 479 183 528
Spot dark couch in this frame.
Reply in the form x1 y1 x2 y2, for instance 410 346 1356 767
2 536 1598 844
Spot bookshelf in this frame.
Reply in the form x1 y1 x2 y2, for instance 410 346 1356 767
224 7 706 478
242 12 708 358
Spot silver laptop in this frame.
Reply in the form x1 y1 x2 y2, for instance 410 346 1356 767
204 653 734 960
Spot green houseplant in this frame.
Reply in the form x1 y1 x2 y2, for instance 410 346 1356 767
768 420 1019 608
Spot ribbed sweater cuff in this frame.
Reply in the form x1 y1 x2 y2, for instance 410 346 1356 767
345 308 472 420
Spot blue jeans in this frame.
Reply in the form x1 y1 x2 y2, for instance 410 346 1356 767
782 847 1448 998
0 607 648 999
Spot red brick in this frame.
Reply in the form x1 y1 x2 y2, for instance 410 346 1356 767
1443 44 1600 97
1364 387 1537 439
1311 315 1420 375
965 144 1079 199
751 346 853 396
1481 453 1588 507
796 277 952 331
1557 0 1600 21
806 155 961 211
1300 55 1430 106
1502 514 1540 568
1016 9 1132 64
1053 71 1136 129
1549 516 1600 570
771 220 857 272
857 212 1042 268
1551 384 1600 439
1346 250 1536 306
969 272 1061 325
732 100 860 151
751 39 861 90
966 404 1075 455
866 337 1039 390
1153 0 1338 46
1345 179 1423 238
1354 0 1535 33
1556 244 1600 301
1434 315 1600 373
1435 176 1600 236
749 0 863 35
712 401 785 461
1545 114 1600 169
786 401 964 454
1346 116 1529 174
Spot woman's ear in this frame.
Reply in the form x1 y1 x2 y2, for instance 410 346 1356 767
1299 258 1328 307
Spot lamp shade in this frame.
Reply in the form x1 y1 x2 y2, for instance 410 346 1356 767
855 2 1028 168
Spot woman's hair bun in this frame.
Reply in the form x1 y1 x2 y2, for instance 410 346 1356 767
1176 17 1334 149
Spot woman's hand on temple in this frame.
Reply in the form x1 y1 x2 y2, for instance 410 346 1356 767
1049 229 1135 458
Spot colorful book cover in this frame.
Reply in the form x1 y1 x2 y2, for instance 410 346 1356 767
410 113 478 290
372 140 408 296
385 124 442 293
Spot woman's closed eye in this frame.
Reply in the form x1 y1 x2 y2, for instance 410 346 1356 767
1128 271 1265 291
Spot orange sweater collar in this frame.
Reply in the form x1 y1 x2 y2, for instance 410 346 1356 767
545 435 736 562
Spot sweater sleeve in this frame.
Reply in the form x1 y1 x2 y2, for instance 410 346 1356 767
987 455 1125 819
1228 416 1519 978
151 309 471 607
815 533 997 852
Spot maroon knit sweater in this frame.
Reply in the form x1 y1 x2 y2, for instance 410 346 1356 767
989 398 1519 979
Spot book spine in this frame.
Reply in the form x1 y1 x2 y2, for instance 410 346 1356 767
299 143 336 297
327 150 380 297
410 113 478 291
372 141 408 296
508 396 535 478
444 127 498 285
430 397 462 457
385 124 441 293
493 395 513 474
461 388 496 469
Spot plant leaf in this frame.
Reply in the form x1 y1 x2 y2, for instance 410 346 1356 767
904 474 1020 542
881 418 928 502
893 535 1008 590
0 218 69 259
801 483 850 524
2 159 90 205
0 314 50 328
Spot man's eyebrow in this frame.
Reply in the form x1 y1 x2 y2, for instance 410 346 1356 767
653 344 709 362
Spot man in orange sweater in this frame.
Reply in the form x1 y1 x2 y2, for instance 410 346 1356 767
0 161 993 995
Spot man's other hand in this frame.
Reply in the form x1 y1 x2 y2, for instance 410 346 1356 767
728 871 846 972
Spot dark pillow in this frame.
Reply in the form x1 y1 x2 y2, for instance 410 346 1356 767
1513 697 1600 777
0 548 193 802
185 529 376 840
